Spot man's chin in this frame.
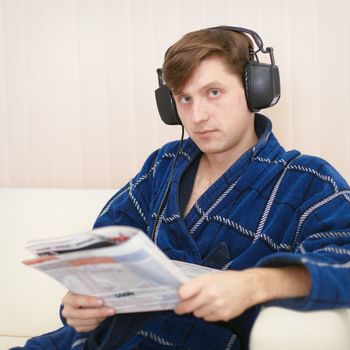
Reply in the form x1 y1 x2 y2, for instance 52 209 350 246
196 144 220 155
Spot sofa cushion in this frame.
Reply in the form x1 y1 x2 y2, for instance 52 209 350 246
0 188 115 338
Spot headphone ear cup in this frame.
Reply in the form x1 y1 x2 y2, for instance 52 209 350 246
155 85 182 125
244 61 281 112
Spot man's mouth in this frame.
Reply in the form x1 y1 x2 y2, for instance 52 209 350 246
195 129 216 136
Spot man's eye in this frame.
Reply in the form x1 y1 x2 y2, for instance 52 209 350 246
179 96 191 104
209 89 221 98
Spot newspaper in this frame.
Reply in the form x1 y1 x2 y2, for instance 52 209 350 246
23 226 216 313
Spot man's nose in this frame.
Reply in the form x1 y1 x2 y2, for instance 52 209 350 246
191 98 209 123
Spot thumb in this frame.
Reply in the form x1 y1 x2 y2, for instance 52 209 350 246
178 275 207 300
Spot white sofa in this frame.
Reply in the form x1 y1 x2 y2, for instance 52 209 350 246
1 188 349 350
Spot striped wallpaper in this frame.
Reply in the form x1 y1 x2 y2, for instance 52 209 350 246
0 0 349 188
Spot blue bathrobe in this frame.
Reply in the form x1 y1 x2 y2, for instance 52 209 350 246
14 114 350 350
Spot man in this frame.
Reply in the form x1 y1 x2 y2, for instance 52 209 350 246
16 26 350 350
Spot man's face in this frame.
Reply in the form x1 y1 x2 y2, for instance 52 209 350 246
174 56 256 160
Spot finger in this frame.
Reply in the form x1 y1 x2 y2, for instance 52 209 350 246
67 318 106 333
63 293 104 309
193 304 236 322
201 312 222 322
62 304 115 320
71 316 107 325
67 316 105 328
178 277 206 300
175 291 207 315
191 303 216 319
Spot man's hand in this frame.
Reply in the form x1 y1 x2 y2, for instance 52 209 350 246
62 292 115 333
175 270 259 322
175 267 311 322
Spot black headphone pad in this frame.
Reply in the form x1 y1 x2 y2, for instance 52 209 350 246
155 85 182 125
244 61 280 112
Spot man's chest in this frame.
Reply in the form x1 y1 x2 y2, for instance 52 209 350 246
183 160 221 217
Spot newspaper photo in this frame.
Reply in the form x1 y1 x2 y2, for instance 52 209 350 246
23 226 216 313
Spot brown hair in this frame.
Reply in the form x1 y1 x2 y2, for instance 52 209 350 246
162 28 253 94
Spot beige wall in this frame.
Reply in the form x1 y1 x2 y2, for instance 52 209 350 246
0 0 349 188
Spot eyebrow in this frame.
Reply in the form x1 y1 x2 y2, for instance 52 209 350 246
176 80 224 96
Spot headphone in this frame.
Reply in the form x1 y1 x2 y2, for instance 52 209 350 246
155 25 281 125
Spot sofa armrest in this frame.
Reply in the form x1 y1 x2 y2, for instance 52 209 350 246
250 306 350 350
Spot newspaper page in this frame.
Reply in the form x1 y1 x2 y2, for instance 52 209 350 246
23 226 216 313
